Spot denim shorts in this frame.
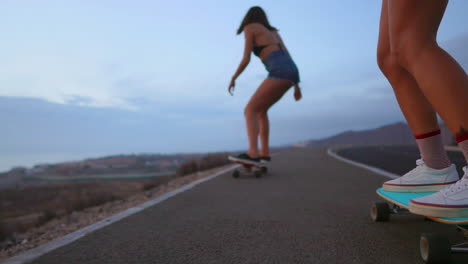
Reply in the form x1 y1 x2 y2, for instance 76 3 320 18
262 50 300 84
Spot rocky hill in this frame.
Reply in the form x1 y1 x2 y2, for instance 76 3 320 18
295 122 454 147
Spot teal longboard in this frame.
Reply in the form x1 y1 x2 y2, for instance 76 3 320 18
375 188 468 224
373 187 468 263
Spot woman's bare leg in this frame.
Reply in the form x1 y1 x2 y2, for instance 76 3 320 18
378 0 451 169
377 0 439 135
244 78 292 157
388 0 468 137
378 0 467 216
258 111 270 157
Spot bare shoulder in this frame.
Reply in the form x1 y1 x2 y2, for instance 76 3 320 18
244 23 262 33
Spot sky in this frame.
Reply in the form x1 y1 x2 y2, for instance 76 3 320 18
1 0 467 171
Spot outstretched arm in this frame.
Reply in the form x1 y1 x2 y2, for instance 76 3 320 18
228 26 254 95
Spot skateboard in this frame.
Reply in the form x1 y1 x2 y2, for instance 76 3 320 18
230 160 268 178
373 187 468 263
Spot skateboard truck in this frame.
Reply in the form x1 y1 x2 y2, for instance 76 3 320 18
371 201 410 222
451 225 468 253
372 189 468 263
232 163 267 178
419 228 468 263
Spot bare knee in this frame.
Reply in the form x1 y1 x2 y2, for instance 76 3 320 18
390 33 436 70
245 103 268 120
257 110 267 119
377 49 390 73
244 104 258 117
377 48 404 80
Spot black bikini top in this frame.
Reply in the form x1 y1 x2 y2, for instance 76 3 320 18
252 43 281 57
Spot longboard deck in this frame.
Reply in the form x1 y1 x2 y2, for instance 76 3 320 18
228 157 269 178
231 160 264 168
228 157 268 168
377 188 468 225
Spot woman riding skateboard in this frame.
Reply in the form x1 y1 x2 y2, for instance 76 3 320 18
228 6 301 166
377 0 468 217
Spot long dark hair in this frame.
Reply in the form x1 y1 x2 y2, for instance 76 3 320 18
236 6 277 35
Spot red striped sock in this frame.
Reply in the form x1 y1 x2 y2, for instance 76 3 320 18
456 132 468 164
415 130 451 169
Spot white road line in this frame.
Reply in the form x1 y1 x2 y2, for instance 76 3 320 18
327 148 400 179
2 164 240 264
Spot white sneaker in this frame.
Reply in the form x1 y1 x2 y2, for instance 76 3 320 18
382 159 459 192
409 167 468 218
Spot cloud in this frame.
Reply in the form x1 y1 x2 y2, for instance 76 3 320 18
0 53 138 109
0 54 212 111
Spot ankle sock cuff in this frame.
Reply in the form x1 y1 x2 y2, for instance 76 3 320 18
415 130 441 140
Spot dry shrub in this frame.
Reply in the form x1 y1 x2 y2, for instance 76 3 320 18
0 181 143 231
176 153 230 177
65 191 119 213
198 153 230 171
142 175 175 191
0 218 11 242
36 210 57 227
0 153 231 236
176 160 198 177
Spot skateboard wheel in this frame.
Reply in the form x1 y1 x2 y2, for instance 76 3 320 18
254 171 262 178
371 202 390 222
232 170 240 178
419 233 450 264
260 167 268 174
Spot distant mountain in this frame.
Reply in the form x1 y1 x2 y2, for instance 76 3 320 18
295 122 454 147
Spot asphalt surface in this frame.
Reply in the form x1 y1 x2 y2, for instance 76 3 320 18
28 147 468 264
337 145 466 177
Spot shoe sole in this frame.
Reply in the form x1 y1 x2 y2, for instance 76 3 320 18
259 161 270 166
228 156 259 166
382 182 456 193
409 201 468 218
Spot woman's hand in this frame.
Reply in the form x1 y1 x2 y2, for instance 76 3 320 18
294 85 302 101
228 78 236 95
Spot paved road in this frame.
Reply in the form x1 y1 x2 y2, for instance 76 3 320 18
27 147 468 263
337 145 466 176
